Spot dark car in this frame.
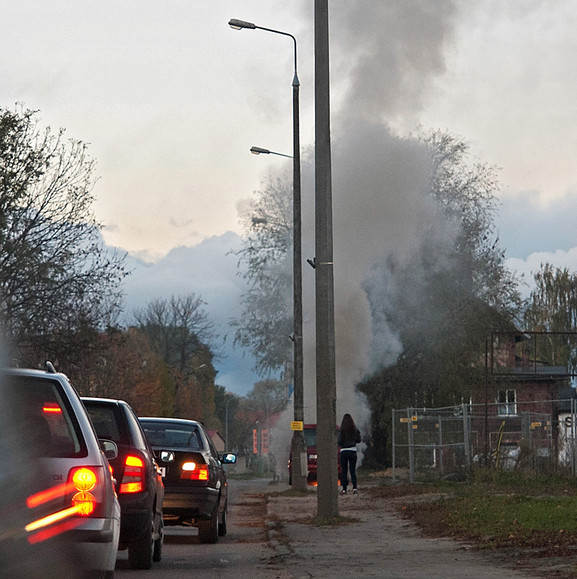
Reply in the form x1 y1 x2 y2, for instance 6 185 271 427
82 398 164 569
139 417 236 544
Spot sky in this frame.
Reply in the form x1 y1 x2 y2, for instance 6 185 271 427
4 1 577 403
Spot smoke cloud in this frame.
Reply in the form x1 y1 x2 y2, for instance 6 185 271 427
295 1 460 435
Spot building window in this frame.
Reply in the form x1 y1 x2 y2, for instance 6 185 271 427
497 389 517 416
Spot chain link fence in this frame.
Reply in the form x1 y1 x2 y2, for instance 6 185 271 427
392 399 577 482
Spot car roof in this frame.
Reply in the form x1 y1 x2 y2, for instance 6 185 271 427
82 396 125 406
4 367 67 379
140 417 202 427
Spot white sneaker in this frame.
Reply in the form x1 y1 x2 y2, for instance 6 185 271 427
353 488 358 494
340 489 347 495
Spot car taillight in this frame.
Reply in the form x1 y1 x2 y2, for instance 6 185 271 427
180 461 209 480
68 466 103 517
26 466 106 544
119 454 145 493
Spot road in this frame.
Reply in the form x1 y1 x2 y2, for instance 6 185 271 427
115 476 552 578
115 478 278 578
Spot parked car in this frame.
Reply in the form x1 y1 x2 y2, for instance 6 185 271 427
139 417 236 543
288 423 342 486
82 397 165 569
1 364 120 578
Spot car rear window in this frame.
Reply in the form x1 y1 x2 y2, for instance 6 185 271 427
141 422 203 451
84 404 125 445
8 375 86 458
304 428 317 447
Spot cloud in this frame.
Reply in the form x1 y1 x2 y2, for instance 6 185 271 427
121 231 261 395
497 188 577 260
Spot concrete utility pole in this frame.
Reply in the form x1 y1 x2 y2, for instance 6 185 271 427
314 0 339 518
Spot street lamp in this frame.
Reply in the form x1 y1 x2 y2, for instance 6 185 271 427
250 146 292 159
230 17 306 490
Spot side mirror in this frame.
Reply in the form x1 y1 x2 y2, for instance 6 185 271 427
222 452 237 464
100 439 118 460
160 450 175 463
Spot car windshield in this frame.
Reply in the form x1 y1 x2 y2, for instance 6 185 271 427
6 375 85 458
142 422 203 450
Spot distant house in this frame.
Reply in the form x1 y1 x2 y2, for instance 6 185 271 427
479 331 572 458
207 430 226 453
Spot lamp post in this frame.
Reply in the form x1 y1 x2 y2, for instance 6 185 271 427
225 396 233 453
230 18 306 490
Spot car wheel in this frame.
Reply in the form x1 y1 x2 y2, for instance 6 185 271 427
153 519 164 562
128 517 153 569
218 504 227 537
198 510 219 544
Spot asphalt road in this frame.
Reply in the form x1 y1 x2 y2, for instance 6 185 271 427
115 478 278 578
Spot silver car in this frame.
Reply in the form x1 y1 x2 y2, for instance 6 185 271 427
0 364 121 578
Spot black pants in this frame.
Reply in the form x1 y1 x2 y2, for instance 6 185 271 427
340 450 357 490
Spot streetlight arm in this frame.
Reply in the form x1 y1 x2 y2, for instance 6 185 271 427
229 18 298 81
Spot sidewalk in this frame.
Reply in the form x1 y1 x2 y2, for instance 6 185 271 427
263 481 544 579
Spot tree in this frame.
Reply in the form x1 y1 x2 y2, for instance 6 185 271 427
0 106 127 363
232 175 293 377
523 263 577 374
245 379 289 418
359 130 522 467
73 327 168 416
133 294 219 420
366 130 521 397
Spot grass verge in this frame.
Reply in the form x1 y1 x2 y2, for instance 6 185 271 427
370 471 577 552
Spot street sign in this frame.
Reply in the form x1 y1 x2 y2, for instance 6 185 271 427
291 421 304 431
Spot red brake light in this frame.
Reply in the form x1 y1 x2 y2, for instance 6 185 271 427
42 402 62 414
119 454 145 493
180 462 209 480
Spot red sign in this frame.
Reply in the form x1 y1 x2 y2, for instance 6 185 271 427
261 429 269 455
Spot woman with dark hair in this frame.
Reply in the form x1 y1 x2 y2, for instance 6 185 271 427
338 413 361 495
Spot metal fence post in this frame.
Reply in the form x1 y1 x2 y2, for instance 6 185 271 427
391 408 396 483
571 397 577 476
437 415 443 476
463 403 471 470
407 407 415 483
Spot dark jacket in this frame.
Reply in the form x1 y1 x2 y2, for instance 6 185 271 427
338 427 361 450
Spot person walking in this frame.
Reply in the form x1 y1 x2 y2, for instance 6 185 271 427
338 413 361 495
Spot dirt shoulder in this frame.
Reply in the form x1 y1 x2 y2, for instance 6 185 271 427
264 481 577 578
367 483 577 578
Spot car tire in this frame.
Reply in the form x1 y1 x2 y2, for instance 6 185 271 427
153 519 164 563
128 517 153 570
218 504 227 537
198 509 219 544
